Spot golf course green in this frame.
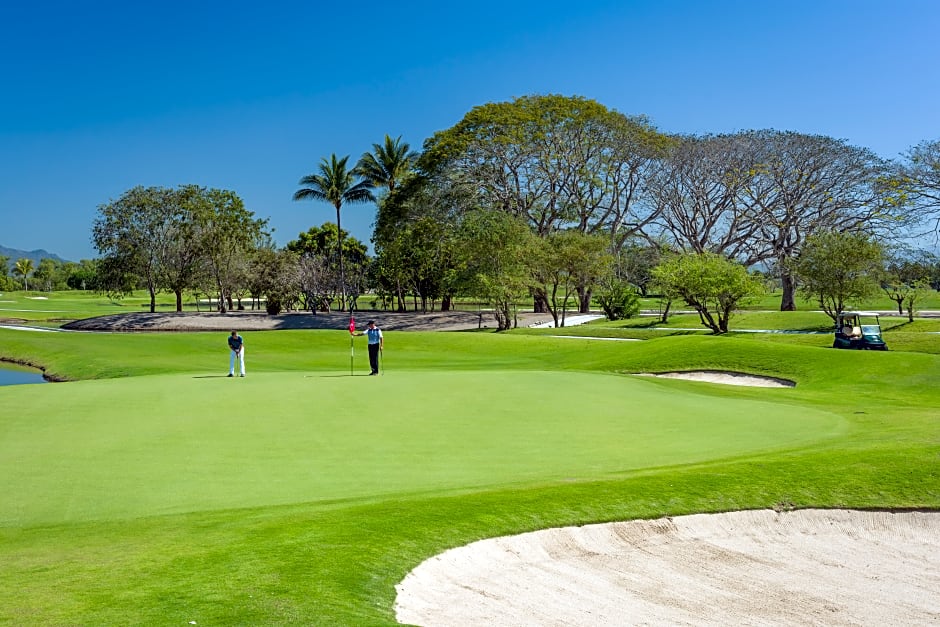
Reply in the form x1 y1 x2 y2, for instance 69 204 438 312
0 314 938 624
1 370 843 526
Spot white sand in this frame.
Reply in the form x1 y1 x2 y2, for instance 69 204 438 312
638 371 795 388
395 509 940 626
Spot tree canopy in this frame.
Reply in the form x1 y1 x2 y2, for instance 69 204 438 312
652 252 764 334
73 97 940 324
93 186 267 312
792 230 885 320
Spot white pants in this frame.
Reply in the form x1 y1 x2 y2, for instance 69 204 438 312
229 349 245 375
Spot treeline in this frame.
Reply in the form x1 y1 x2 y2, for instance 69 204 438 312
0 256 98 292
10 94 940 330
366 95 940 328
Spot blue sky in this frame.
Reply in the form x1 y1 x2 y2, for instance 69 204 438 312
2 0 938 261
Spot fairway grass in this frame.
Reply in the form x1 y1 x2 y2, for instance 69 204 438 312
0 326 938 624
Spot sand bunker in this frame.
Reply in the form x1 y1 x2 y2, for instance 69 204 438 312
639 370 795 388
395 509 939 626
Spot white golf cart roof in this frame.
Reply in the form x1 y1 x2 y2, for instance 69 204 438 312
841 311 880 317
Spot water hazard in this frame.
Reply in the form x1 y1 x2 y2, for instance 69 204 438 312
0 363 47 386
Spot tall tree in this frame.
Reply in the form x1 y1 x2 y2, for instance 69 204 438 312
424 94 666 240
158 185 214 312
92 186 174 311
398 215 457 313
356 135 418 193
197 189 268 313
293 154 375 311
899 138 940 232
372 165 470 312
423 94 669 312
65 259 100 291
736 130 893 310
13 258 34 291
247 247 300 314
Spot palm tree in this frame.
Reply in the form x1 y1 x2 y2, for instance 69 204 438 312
356 135 419 193
13 258 34 291
293 154 375 311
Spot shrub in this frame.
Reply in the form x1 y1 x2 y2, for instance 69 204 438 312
596 279 641 320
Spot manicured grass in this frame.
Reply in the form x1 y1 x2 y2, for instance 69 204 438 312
1 370 844 526
0 319 938 624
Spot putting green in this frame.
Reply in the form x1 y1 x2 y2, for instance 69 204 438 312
0 370 844 526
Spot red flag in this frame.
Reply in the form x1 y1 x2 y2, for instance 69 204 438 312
348 316 355 334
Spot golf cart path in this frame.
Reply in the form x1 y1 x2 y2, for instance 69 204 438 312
395 508 940 626
59 310 550 332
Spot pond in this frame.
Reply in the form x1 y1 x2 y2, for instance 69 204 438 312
0 363 47 386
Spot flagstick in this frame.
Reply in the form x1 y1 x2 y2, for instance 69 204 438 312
348 310 356 377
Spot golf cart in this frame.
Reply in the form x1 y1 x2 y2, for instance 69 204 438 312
833 311 887 350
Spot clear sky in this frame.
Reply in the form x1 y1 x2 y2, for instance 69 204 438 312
1 0 938 261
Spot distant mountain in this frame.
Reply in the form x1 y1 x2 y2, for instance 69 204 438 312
0 245 70 269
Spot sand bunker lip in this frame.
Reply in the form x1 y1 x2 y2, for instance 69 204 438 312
395 508 940 626
638 370 795 388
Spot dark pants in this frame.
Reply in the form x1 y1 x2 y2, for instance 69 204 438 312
368 343 380 373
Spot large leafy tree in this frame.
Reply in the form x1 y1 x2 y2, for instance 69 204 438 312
30 258 66 291
93 185 263 312
64 259 100 291
372 166 469 312
92 186 173 311
645 131 894 311
791 230 885 321
456 210 538 331
423 94 669 313
398 215 458 313
247 247 300 314
423 96 667 237
293 154 375 311
652 252 765 334
158 185 215 312
197 189 268 313
736 130 894 311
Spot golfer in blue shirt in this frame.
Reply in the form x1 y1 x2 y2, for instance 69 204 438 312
355 320 383 375
228 330 245 377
